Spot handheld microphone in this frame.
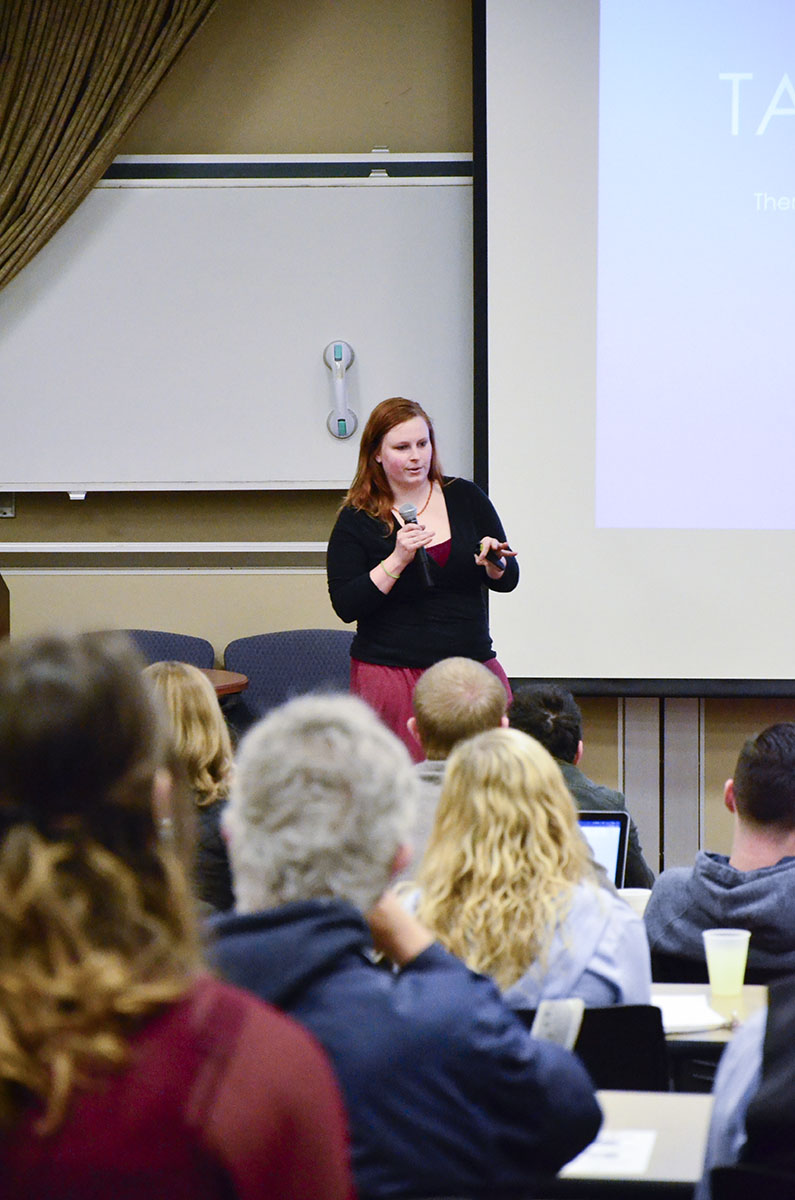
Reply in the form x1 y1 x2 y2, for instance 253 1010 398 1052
398 502 434 589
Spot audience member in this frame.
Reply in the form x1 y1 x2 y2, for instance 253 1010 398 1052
212 693 601 1199
145 660 235 913
645 722 795 981
406 655 508 865
415 726 651 1009
0 632 353 1200
509 683 655 886
696 975 795 1198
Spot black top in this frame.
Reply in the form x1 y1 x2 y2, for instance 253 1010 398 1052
195 799 234 914
326 477 519 668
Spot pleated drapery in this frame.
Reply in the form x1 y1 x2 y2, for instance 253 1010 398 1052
0 0 218 292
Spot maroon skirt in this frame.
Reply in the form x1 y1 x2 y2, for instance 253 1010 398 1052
350 657 512 764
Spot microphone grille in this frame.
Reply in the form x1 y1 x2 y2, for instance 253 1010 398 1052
398 502 418 521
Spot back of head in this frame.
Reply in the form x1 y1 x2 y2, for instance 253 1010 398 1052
412 656 507 759
226 693 417 914
144 660 233 806
0 632 165 847
416 726 593 987
733 722 795 830
0 632 200 1132
508 683 582 763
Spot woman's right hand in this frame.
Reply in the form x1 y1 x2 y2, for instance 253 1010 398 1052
393 520 434 569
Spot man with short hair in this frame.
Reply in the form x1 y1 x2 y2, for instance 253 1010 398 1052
213 693 601 1200
508 683 654 887
406 656 509 865
645 722 795 981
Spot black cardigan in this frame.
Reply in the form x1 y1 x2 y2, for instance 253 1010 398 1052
326 477 519 668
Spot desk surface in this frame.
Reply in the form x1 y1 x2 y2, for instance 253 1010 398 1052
548 1089 714 1197
653 981 767 1043
201 668 249 698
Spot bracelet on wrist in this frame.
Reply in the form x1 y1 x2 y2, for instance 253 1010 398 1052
381 559 401 581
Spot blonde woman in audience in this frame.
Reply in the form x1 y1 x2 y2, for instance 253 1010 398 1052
415 726 651 1008
0 632 352 1200
145 660 235 912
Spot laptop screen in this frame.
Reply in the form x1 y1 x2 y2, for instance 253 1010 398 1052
577 810 629 888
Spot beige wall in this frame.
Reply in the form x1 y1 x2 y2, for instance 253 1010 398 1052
6 570 345 663
577 697 620 791
119 0 473 156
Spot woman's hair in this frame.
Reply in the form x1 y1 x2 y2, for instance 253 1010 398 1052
415 727 596 989
144 661 233 807
0 632 202 1133
343 396 445 526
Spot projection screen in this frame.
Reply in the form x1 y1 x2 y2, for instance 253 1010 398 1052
481 0 795 688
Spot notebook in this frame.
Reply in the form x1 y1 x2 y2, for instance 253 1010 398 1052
578 810 630 888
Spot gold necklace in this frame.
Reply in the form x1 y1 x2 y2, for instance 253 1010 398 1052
417 481 433 516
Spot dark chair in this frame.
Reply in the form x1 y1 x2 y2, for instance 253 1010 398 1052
711 1163 795 1200
667 1043 723 1093
120 629 215 668
223 628 353 735
574 1004 671 1091
519 1004 671 1092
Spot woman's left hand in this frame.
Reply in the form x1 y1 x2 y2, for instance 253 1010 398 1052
475 537 517 580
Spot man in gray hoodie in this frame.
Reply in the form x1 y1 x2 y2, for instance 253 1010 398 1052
644 722 795 982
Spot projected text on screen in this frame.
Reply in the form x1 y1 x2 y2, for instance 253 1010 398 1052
595 0 795 530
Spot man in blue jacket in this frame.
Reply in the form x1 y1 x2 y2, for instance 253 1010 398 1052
212 693 601 1200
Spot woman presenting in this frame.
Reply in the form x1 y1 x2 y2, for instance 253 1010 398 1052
327 396 518 759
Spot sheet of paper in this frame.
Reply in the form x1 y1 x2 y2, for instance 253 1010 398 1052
559 1129 657 1178
651 993 727 1034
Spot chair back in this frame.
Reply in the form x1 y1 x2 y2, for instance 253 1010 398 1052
711 1164 795 1200
121 629 215 668
519 1003 670 1092
223 629 353 734
574 1004 671 1091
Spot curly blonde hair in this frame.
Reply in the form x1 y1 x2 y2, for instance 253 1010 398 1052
0 633 202 1133
144 661 233 807
415 727 596 989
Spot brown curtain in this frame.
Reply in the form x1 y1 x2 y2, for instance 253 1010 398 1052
0 0 218 292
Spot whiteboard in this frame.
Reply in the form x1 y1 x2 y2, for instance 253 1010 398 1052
0 157 473 491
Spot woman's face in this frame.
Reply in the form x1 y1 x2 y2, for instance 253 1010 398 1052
375 416 432 493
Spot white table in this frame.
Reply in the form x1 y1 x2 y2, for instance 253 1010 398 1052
544 1088 714 1197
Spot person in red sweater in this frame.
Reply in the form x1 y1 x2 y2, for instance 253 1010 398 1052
0 631 353 1200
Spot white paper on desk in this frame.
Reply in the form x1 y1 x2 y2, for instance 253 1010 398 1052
651 993 727 1034
559 1129 657 1178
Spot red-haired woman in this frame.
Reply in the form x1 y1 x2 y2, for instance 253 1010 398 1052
327 396 518 760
